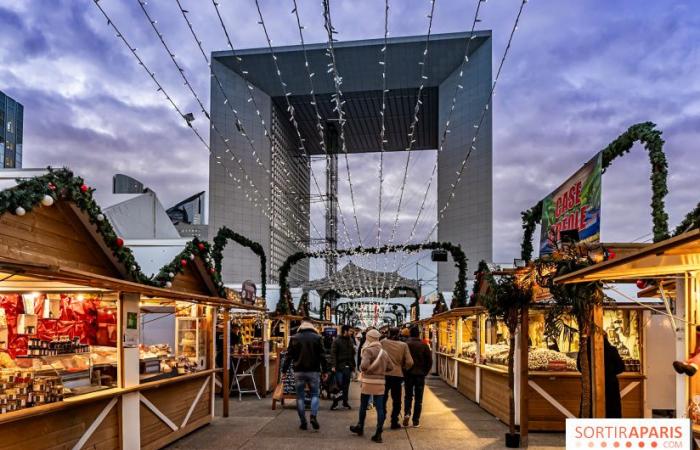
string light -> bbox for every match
[393,0,529,282]
[322,0,364,248]
[135,0,316,245]
[209,0,318,244]
[288,0,361,294]
[91,0,292,237]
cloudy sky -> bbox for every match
[0,0,698,289]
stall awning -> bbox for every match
[429,306,485,322]
[0,257,264,310]
[555,229,700,284]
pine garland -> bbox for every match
[297,292,310,318]
[278,241,469,308]
[0,167,225,296]
[211,226,267,298]
[674,201,700,236]
[151,238,225,297]
[520,122,669,261]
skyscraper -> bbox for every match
[0,91,23,168]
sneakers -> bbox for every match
[390,422,402,430]
[349,424,364,436]
[342,403,352,410]
[403,415,410,427]
[299,422,308,431]
[367,403,374,410]
[412,422,421,428]
[310,415,320,430]
[371,434,383,443]
[330,400,339,411]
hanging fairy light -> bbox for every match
[392,0,530,281]
[90,0,297,237]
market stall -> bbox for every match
[0,169,259,449]
[429,299,651,431]
[555,229,700,430]
[478,303,649,431]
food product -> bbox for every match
[528,348,577,371]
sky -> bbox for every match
[0,0,698,290]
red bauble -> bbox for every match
[209,267,216,274]
[197,243,206,251]
[48,182,56,191]
[636,279,647,290]
[115,238,124,248]
[180,259,188,267]
[607,249,616,260]
[80,184,89,193]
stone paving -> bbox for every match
[166,377,565,449]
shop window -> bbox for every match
[0,292,119,414]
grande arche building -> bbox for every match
[209,31,493,293]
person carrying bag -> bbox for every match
[349,329,394,443]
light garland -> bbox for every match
[392,0,529,283]
[322,0,364,248]
[91,0,284,237]
[209,0,319,243]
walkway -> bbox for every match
[166,377,565,449]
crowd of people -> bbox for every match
[282,319,433,444]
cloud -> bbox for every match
[0,0,697,286]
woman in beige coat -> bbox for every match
[349,329,394,443]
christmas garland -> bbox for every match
[0,167,225,296]
[211,226,267,298]
[278,241,469,308]
[432,292,448,315]
[275,289,297,315]
[151,237,225,297]
[674,201,700,236]
[520,122,669,261]
[297,292,310,318]
[470,260,491,306]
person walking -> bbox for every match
[381,327,414,429]
[282,318,328,431]
[331,324,356,410]
[403,326,433,427]
[350,329,394,443]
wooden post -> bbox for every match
[520,307,529,447]
[222,309,230,418]
[591,303,606,418]
[119,292,141,450]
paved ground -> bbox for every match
[166,377,565,449]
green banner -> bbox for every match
[539,152,602,254]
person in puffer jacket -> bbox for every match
[349,329,394,443]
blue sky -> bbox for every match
[0,0,698,286]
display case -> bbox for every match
[481,318,512,368]
[437,318,456,355]
[458,315,479,362]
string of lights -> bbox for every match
[322,0,364,248]
[374,0,390,301]
[209,0,318,244]
[386,0,437,249]
[135,0,315,244]
[255,0,356,259]
[91,0,290,238]
[393,0,529,281]
[290,0,361,294]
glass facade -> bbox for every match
[0,91,23,168]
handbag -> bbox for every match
[328,372,341,395]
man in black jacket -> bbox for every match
[403,326,433,427]
[283,318,328,431]
[330,324,355,410]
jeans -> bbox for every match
[335,365,352,404]
[383,375,403,425]
[295,371,320,423]
[358,393,385,434]
[404,374,426,424]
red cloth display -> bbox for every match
[1,293,113,357]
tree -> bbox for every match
[478,269,532,441]
[535,247,603,418]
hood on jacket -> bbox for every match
[366,329,381,343]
